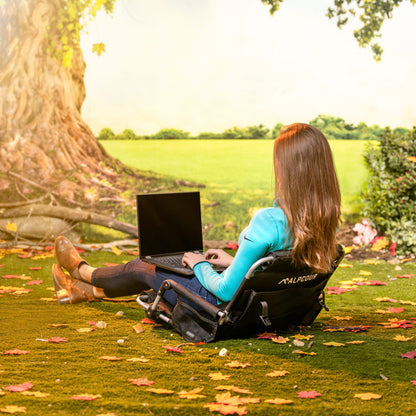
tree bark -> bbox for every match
[0,0,125,207]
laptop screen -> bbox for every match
[136,192,203,257]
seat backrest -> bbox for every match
[218,244,344,337]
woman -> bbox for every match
[52,123,341,307]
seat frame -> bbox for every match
[137,244,344,342]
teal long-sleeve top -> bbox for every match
[193,206,292,302]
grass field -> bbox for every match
[1,249,416,415]
[100,139,371,241]
[101,139,371,223]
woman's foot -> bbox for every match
[54,236,89,282]
[52,264,98,305]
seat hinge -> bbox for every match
[259,301,272,327]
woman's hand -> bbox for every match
[204,249,234,268]
[182,252,206,269]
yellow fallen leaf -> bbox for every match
[292,350,317,356]
[215,392,244,406]
[354,392,382,401]
[146,388,174,395]
[225,361,251,369]
[215,386,252,394]
[323,342,345,347]
[177,387,205,399]
[21,391,50,397]
[346,341,365,345]
[292,334,314,340]
[209,372,231,381]
[111,246,122,256]
[264,398,294,405]
[271,336,289,344]
[265,370,289,377]
[126,357,149,363]
[76,327,95,333]
[364,259,380,265]
[332,316,352,321]
[359,270,373,276]
[0,405,26,413]
[99,356,122,361]
[338,263,353,268]
[394,335,413,342]
[5,222,17,233]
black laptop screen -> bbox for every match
[136,192,203,257]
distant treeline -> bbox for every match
[97,114,411,141]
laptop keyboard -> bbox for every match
[156,255,185,268]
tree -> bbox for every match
[0,0,412,239]
[264,0,415,60]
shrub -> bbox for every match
[152,128,190,140]
[97,127,115,140]
[362,127,416,255]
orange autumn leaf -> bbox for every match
[265,370,289,377]
[204,403,247,415]
[215,392,244,406]
[48,324,68,328]
[240,397,260,404]
[407,156,416,163]
[292,334,314,340]
[146,387,175,395]
[346,340,365,345]
[354,392,382,400]
[3,349,30,355]
[331,316,352,320]
[0,405,26,414]
[264,398,294,405]
[209,372,231,381]
[271,336,289,344]
[129,378,155,387]
[126,357,149,363]
[224,361,251,369]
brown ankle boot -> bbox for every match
[52,264,97,305]
[54,236,89,282]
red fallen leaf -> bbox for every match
[298,390,322,399]
[163,346,184,353]
[48,337,68,343]
[28,267,42,271]
[141,318,155,324]
[87,321,97,326]
[71,394,101,400]
[401,350,416,359]
[396,274,414,279]
[387,307,405,313]
[129,378,155,387]
[126,251,140,256]
[358,280,388,286]
[226,243,238,250]
[3,349,30,355]
[2,275,21,279]
[26,280,42,286]
[44,245,54,251]
[6,382,33,392]
[326,286,356,295]
[75,247,85,253]
[256,332,277,340]
[0,264,3,267]
[411,380,416,385]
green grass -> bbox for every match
[101,139,371,223]
[1,249,416,415]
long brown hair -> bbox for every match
[274,123,341,273]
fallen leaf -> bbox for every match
[48,337,68,343]
[256,332,276,340]
[363,259,380,265]
[374,297,398,303]
[224,361,251,369]
[264,398,294,405]
[111,246,122,256]
[177,387,205,399]
[132,324,144,334]
[48,324,69,328]
[271,336,289,344]
[292,350,317,356]
[146,388,174,395]
[71,394,102,400]
[99,356,122,361]
[3,350,30,355]
[163,346,184,353]
[323,342,345,347]
[332,316,352,320]
[346,341,365,345]
[20,391,49,397]
[215,392,244,405]
[26,280,42,285]
[215,386,252,394]
[0,405,26,414]
[92,42,106,56]
[28,267,42,271]
[204,403,247,415]
[396,274,414,279]
[209,372,231,381]
[387,307,405,313]
[359,270,372,276]
[265,370,289,377]
[6,382,33,392]
[292,334,314,340]
[298,390,322,399]
[129,378,155,387]
[141,318,155,325]
[401,350,416,359]
[394,335,413,342]
[354,392,382,401]
[338,263,353,268]
[5,222,17,233]
[126,357,149,363]
[76,327,95,333]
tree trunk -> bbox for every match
[0,0,124,207]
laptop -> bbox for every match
[136,191,205,276]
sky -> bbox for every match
[80,0,416,135]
